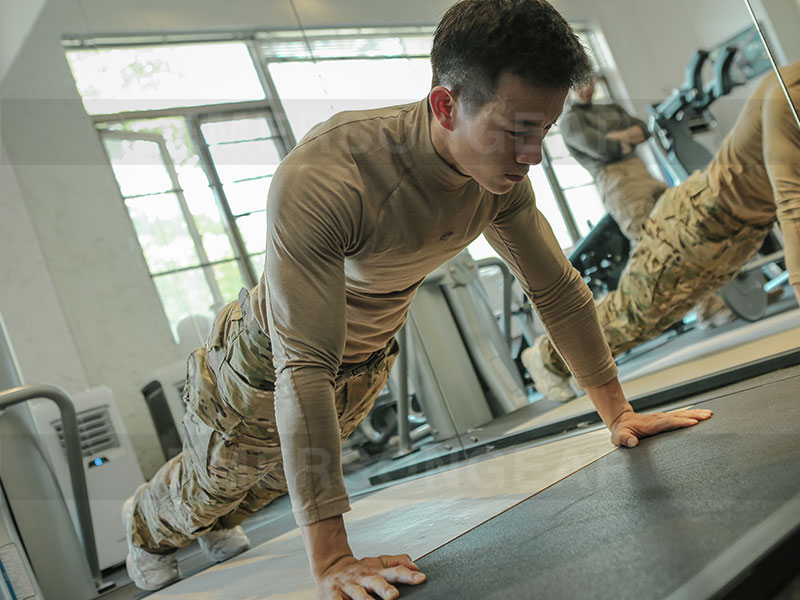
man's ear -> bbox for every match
[430,86,457,132]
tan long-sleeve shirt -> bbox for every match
[708,62,800,285]
[252,99,617,526]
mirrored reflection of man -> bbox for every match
[558,76,733,333]
[559,76,667,244]
[525,63,800,404]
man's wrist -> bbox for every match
[301,515,354,580]
[584,377,633,429]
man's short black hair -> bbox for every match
[431,0,593,111]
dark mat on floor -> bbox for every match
[400,374,800,599]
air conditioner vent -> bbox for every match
[52,405,120,458]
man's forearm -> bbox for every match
[627,124,647,145]
[584,376,633,429]
[301,515,353,580]
[794,284,800,307]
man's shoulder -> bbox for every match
[296,102,419,148]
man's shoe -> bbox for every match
[122,495,179,591]
[521,339,576,403]
[197,526,251,562]
[697,305,735,330]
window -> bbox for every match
[66,41,282,341]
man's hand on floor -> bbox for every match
[609,408,713,448]
[317,554,426,600]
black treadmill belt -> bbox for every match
[400,375,800,599]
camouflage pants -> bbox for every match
[130,289,398,553]
[596,156,668,244]
[544,171,771,378]
[599,159,728,333]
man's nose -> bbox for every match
[516,143,543,166]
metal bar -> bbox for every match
[91,99,275,125]
[738,249,785,273]
[188,117,259,288]
[742,0,800,131]
[246,39,298,151]
[541,146,581,243]
[149,257,241,278]
[155,137,226,308]
[393,326,413,458]
[476,258,513,349]
[0,385,101,588]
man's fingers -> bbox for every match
[359,575,399,600]
[612,428,638,448]
[678,408,713,420]
[342,583,373,600]
[381,554,419,571]
[380,565,427,585]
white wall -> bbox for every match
[0,139,89,391]
[1,0,798,478]
[0,0,47,81]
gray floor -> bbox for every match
[400,368,800,599]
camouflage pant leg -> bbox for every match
[597,172,769,356]
[131,289,399,550]
[542,172,769,375]
[597,157,668,243]
[218,339,398,529]
[131,295,280,552]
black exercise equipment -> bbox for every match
[649,46,741,182]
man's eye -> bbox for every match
[507,130,526,137]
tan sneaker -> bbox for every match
[521,338,576,403]
[197,525,251,562]
[121,495,179,591]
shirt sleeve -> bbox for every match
[560,109,624,162]
[263,163,359,526]
[762,86,800,286]
[483,180,617,388]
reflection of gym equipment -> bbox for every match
[142,361,187,461]
[403,251,529,442]
[649,47,741,183]
[567,213,631,298]
[570,47,788,320]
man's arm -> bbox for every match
[303,516,425,599]
[265,166,425,598]
[560,110,625,162]
[484,182,711,445]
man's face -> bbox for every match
[447,73,568,195]
[577,80,595,104]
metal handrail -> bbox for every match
[0,384,101,588]
[476,257,513,349]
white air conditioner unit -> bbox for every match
[30,386,146,570]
